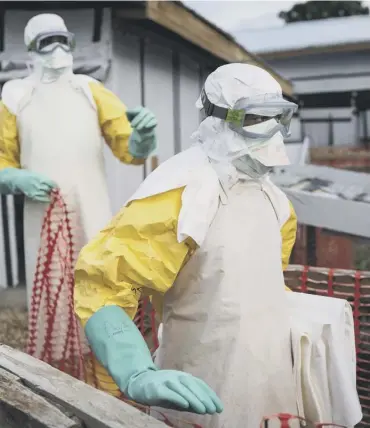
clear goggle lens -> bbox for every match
[28,31,76,54]
[228,99,298,139]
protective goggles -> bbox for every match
[27,31,76,54]
[201,88,298,140]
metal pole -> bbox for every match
[328,114,334,147]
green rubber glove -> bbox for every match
[126,107,157,132]
[0,167,57,202]
[85,305,224,415]
[128,129,157,159]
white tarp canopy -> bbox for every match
[272,164,370,238]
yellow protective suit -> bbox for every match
[0,81,143,170]
[74,186,297,396]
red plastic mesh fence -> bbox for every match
[26,189,86,380]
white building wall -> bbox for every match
[179,55,201,151]
[144,41,175,163]
[103,29,144,216]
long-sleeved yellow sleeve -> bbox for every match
[88,82,144,166]
[74,186,193,327]
[0,101,20,170]
[281,202,297,291]
[74,186,193,396]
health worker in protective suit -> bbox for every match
[74,63,299,427]
[0,14,157,304]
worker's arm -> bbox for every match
[74,186,195,327]
[281,202,297,291]
[89,81,145,166]
[74,186,222,414]
[0,101,21,170]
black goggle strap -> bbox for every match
[201,89,276,127]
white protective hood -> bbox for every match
[193,63,292,173]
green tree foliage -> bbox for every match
[279,1,369,24]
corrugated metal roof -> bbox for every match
[234,15,370,54]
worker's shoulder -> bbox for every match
[1,77,34,115]
[126,147,217,206]
[74,74,100,86]
[264,176,293,225]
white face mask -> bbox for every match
[37,46,73,69]
[232,155,273,178]
[29,46,73,82]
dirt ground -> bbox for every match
[0,308,28,351]
[0,287,27,350]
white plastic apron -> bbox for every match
[16,75,112,305]
[154,179,298,428]
[288,292,362,426]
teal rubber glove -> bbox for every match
[126,107,157,132]
[0,167,57,202]
[85,305,223,415]
[128,129,157,159]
